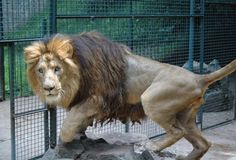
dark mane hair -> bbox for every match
[69,32,146,124]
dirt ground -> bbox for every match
[0,100,236,160]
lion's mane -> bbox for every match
[25,32,146,124]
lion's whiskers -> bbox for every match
[59,89,65,97]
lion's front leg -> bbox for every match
[60,111,93,142]
[60,99,99,143]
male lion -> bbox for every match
[24,31,236,160]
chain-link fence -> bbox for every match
[0,0,235,159]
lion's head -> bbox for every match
[24,34,80,107]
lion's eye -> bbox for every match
[54,66,61,73]
[38,68,44,74]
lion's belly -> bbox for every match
[126,93,141,104]
[95,102,146,124]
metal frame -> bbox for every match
[0,0,4,101]
[9,43,16,160]
[0,0,234,159]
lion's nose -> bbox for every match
[43,85,55,92]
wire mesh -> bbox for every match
[57,0,190,16]
[15,112,47,160]
[0,0,234,160]
[201,1,236,128]
[0,0,50,40]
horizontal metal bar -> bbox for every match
[206,2,236,5]
[29,154,44,160]
[13,108,47,118]
[0,37,45,44]
[202,120,234,130]
[57,14,201,19]
[150,132,166,139]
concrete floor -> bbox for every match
[1,100,236,160]
[0,100,11,160]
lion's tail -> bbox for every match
[200,59,236,87]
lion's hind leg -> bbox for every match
[144,113,185,152]
[177,101,211,160]
[141,79,204,152]
[141,86,186,151]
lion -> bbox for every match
[24,31,236,160]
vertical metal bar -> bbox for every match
[0,0,4,101]
[42,19,50,151]
[234,88,236,120]
[0,45,4,101]
[42,18,48,37]
[44,105,49,151]
[50,0,57,34]
[19,49,23,97]
[199,0,205,130]
[9,43,16,160]
[49,0,57,148]
[0,0,3,38]
[49,107,57,149]
[199,0,205,74]
[188,0,195,71]
[125,0,134,133]
[128,0,134,50]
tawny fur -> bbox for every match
[24,31,236,160]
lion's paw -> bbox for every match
[175,155,187,160]
[144,141,161,152]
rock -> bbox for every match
[182,60,208,74]
[86,132,149,145]
[40,133,176,160]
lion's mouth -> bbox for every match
[47,93,58,97]
[45,90,59,97]
[45,93,60,105]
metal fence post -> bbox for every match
[234,88,236,120]
[41,19,50,151]
[0,45,4,101]
[49,0,57,148]
[50,0,57,35]
[188,0,195,71]
[0,0,4,101]
[42,18,48,37]
[9,43,16,160]
[49,107,57,148]
[44,107,49,151]
[128,0,134,51]
[124,0,134,133]
[200,0,205,74]
[199,0,205,130]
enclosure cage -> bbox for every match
[0,0,235,159]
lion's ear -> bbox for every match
[24,42,45,64]
[57,40,73,59]
[47,34,73,60]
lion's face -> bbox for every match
[24,34,80,107]
[35,54,64,104]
